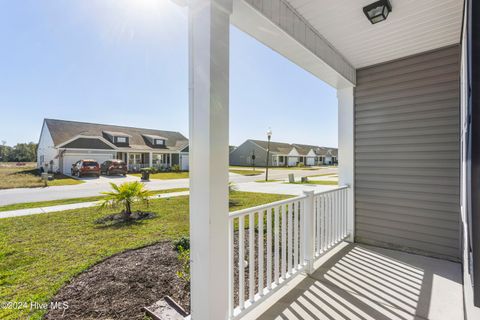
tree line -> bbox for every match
[0,141,37,162]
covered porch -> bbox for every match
[185,0,478,320]
[116,151,174,172]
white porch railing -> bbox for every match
[228,185,350,319]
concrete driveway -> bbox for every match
[75,174,139,184]
[0,167,337,206]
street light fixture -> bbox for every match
[265,128,272,181]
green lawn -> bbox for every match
[307,173,338,178]
[229,165,318,171]
[0,191,291,320]
[255,179,282,183]
[0,188,190,212]
[229,169,264,176]
[129,172,189,180]
[287,180,339,186]
[0,164,83,189]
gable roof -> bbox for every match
[249,139,294,154]
[292,143,338,156]
[44,119,188,152]
[249,139,338,156]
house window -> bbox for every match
[129,153,142,164]
[117,136,127,143]
[155,139,165,145]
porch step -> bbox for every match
[143,296,189,320]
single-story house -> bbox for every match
[37,119,189,174]
[229,139,337,167]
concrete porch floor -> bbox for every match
[243,242,463,320]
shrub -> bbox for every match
[176,246,191,283]
[171,164,181,173]
[173,236,190,251]
[297,162,305,167]
[141,167,157,174]
[99,181,150,220]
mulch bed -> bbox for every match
[45,228,290,319]
[94,211,156,225]
[45,242,190,320]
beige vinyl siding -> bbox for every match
[354,45,461,261]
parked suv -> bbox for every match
[71,160,100,178]
[100,160,127,176]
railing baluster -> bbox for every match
[299,200,304,266]
[249,212,255,302]
[281,204,287,279]
[294,201,299,269]
[287,202,293,275]
[341,188,345,237]
[274,206,280,284]
[239,216,245,309]
[229,218,234,318]
[258,210,264,296]
[344,188,348,237]
[266,208,272,290]
[328,193,332,247]
[316,196,320,254]
[334,191,338,242]
[312,195,317,255]
[330,193,335,247]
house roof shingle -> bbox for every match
[249,140,294,154]
[45,119,188,152]
[250,140,337,156]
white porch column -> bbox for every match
[189,0,232,319]
[149,152,153,167]
[337,87,355,242]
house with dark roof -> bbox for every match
[229,139,337,167]
[37,119,189,174]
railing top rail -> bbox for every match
[229,195,307,219]
[229,185,349,219]
[313,185,349,196]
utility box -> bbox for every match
[288,173,295,183]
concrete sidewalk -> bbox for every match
[0,191,190,219]
[0,181,337,219]
[235,181,336,195]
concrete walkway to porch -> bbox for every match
[244,242,463,320]
[0,190,190,219]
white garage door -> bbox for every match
[62,153,115,175]
[306,157,315,166]
[180,154,189,171]
[288,157,298,166]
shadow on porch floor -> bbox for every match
[244,243,463,320]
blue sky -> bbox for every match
[0,0,338,147]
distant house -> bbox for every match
[37,119,189,174]
[229,139,337,167]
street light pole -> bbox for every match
[265,128,272,181]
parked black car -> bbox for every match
[100,160,127,176]
[71,160,100,178]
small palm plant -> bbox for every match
[100,181,150,220]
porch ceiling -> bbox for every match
[285,0,463,68]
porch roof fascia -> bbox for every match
[231,0,356,89]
